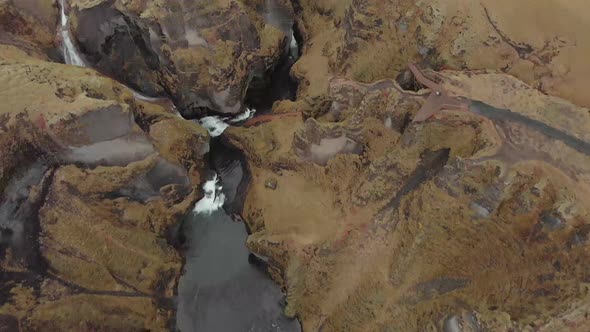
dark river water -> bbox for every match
[176,209,300,332]
[175,114,300,332]
[56,0,301,328]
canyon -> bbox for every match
[1,0,590,331]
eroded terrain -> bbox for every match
[1,0,590,331]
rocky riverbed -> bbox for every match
[1,0,590,331]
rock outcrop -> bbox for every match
[66,0,295,117]
[0,0,59,59]
[0,48,208,330]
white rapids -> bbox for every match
[57,1,259,215]
[198,107,256,137]
[289,30,299,59]
[193,174,226,215]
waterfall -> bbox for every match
[58,1,185,118]
[289,30,299,60]
[58,0,85,67]
[56,0,255,215]
[192,174,226,215]
[49,1,302,327]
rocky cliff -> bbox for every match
[2,0,590,331]
[0,44,208,330]
[68,0,294,117]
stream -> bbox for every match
[57,1,301,331]
[470,100,590,156]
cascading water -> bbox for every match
[192,174,226,215]
[289,31,299,60]
[178,15,302,328]
[56,1,299,329]
[58,0,85,67]
[58,0,186,117]
[198,107,256,138]
[178,138,301,332]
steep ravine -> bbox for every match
[57,0,302,330]
[174,56,302,329]
[5,0,590,330]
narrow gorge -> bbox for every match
[2,0,590,331]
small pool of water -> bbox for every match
[176,209,300,331]
[176,137,300,331]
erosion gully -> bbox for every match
[53,0,302,330]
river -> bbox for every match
[57,0,301,330]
